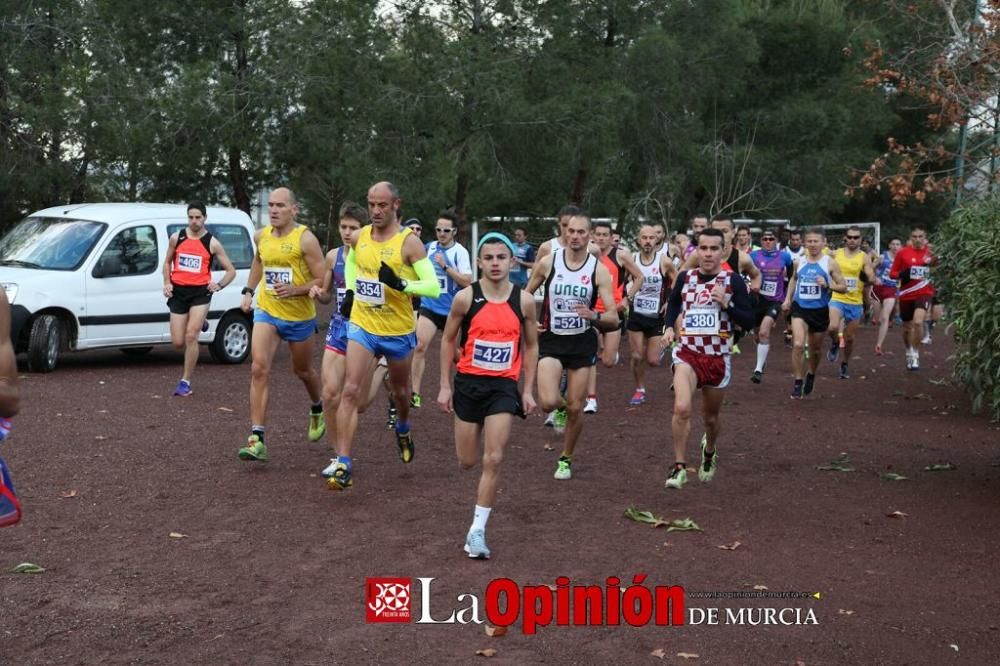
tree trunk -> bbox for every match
[569,168,587,205]
[228,1,251,214]
[229,146,251,214]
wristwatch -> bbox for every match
[241,286,255,296]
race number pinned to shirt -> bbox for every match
[552,313,587,334]
[472,339,514,371]
[264,266,293,293]
[798,281,822,300]
[634,296,660,316]
[177,253,202,273]
[336,287,347,308]
[845,277,858,292]
[683,305,720,335]
[438,275,447,292]
[355,278,385,305]
[910,265,929,279]
[760,280,778,298]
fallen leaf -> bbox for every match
[881,472,909,481]
[475,648,497,657]
[624,506,660,525]
[929,378,948,386]
[886,511,908,519]
[11,562,45,574]
[217,406,234,412]
[169,532,188,539]
[908,393,933,401]
[949,644,959,652]
[924,463,957,472]
[94,435,107,440]
[677,652,700,659]
[60,490,77,499]
[98,409,108,414]
[650,648,666,659]
[543,444,554,451]
[717,541,742,550]
[485,625,507,637]
[817,452,855,472]
[666,518,703,532]
[753,584,768,591]
[838,609,855,615]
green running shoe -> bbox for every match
[665,465,687,489]
[552,407,567,434]
[308,411,326,442]
[410,392,422,408]
[698,435,717,482]
[554,455,572,480]
[238,434,269,461]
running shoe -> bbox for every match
[630,390,646,406]
[326,461,353,490]
[750,370,762,384]
[790,382,803,399]
[905,351,914,370]
[386,399,397,430]
[238,434,268,461]
[173,379,192,397]
[552,408,567,434]
[874,345,882,356]
[827,339,839,362]
[921,334,932,345]
[839,363,849,380]
[544,412,555,428]
[803,372,816,396]
[732,343,741,355]
[201,319,209,333]
[664,465,688,489]
[554,455,572,480]
[464,528,491,559]
[396,430,415,463]
[909,352,920,371]
[698,435,717,482]
[308,411,325,441]
[410,392,422,408]
[583,398,598,414]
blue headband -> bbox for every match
[477,231,515,254]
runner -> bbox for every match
[161,201,237,396]
[0,288,20,528]
[661,227,754,490]
[309,202,388,478]
[410,211,473,409]
[324,181,441,490]
[237,187,327,461]
[684,214,709,259]
[510,226,536,289]
[735,224,757,254]
[785,229,805,259]
[826,225,875,379]
[628,224,676,404]
[781,228,848,398]
[748,229,794,383]
[890,226,936,370]
[437,232,539,559]
[525,212,619,480]
[871,237,902,355]
[585,220,644,413]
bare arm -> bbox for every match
[828,262,847,293]
[525,254,553,295]
[240,229,264,313]
[520,290,538,415]
[309,249,337,304]
[437,287,472,414]
[574,262,619,332]
[782,260,798,312]
[161,233,179,298]
[0,290,21,418]
[535,239,553,264]
[740,250,762,292]
[208,237,237,292]
[619,249,644,301]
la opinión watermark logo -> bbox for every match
[366,577,412,623]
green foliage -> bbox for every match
[934,198,1000,421]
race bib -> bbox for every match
[845,277,858,292]
[910,265,929,279]
[472,340,514,371]
[552,314,586,334]
[438,275,447,293]
[634,296,659,316]
[798,282,821,300]
[760,280,778,297]
[683,306,720,335]
[264,266,293,293]
[336,287,347,308]
[177,253,202,273]
[355,278,385,305]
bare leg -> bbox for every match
[182,304,210,381]
[561,366,590,457]
[410,315,438,398]
[670,363,698,463]
[249,323,281,426]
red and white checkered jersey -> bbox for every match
[678,269,733,356]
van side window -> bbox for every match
[95,225,158,277]
[167,223,254,270]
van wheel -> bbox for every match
[121,346,154,357]
[27,315,62,373]
[209,312,251,364]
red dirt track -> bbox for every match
[2,318,998,664]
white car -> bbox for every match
[0,202,256,372]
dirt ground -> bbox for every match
[1,315,998,665]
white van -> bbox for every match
[0,203,256,372]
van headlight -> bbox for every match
[2,283,17,303]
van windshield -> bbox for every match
[0,217,106,271]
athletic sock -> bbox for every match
[395,420,411,435]
[703,449,715,459]
[338,455,353,472]
[587,394,597,400]
[251,426,265,442]
[470,505,491,534]
[755,342,769,373]
[559,372,568,395]
[310,401,323,415]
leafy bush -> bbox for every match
[933,198,1000,421]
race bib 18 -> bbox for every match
[472,339,514,371]
[798,282,821,300]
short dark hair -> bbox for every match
[711,213,733,229]
[593,220,613,233]
[437,210,459,228]
[338,201,368,224]
[691,213,709,222]
[804,226,825,238]
[736,224,751,234]
[514,226,527,235]
[789,229,802,238]
[187,201,207,217]
[557,204,583,220]
[698,228,725,244]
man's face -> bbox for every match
[844,229,862,251]
[788,233,802,250]
[339,218,362,246]
[435,218,456,245]
[514,229,526,243]
[712,220,734,246]
[566,216,590,250]
[691,217,708,234]
[804,233,824,256]
[367,184,398,228]
[478,243,512,281]
[759,233,777,251]
[187,209,206,233]
[592,226,612,250]
[889,239,902,253]
[910,229,927,249]
[557,215,571,240]
[268,188,297,228]
[639,226,657,253]
[654,226,665,244]
[697,234,723,271]
[612,232,621,246]
[736,228,751,245]
[674,233,689,250]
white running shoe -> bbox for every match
[464,529,491,559]
[544,411,554,427]
[921,334,932,345]
[583,398,598,414]
[910,351,920,370]
[321,458,340,478]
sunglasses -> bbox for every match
[761,237,776,241]
[435,228,455,233]
[410,227,422,233]
[845,235,861,240]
